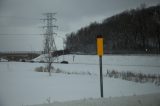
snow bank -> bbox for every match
[30,93,160,106]
[0,58,8,62]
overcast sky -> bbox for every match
[0,0,159,51]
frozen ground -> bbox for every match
[0,54,160,106]
[45,54,160,75]
[31,93,160,106]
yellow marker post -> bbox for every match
[97,35,104,98]
[97,36,104,56]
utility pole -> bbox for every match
[41,13,58,76]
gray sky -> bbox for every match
[0,0,159,51]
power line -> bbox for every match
[0,16,40,20]
[0,34,41,35]
[0,34,43,38]
[0,33,64,38]
[0,34,43,39]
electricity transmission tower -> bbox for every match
[42,13,58,53]
[42,13,58,76]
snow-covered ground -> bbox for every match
[52,54,160,75]
[0,54,160,106]
[31,93,160,106]
[0,58,8,62]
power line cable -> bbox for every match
[0,16,40,20]
[0,34,41,35]
[0,34,43,39]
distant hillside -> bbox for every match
[65,5,160,54]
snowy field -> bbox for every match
[54,54,160,75]
[31,93,160,106]
[0,54,160,106]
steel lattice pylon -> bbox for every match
[41,13,58,76]
[42,13,58,54]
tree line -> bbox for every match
[65,5,160,54]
